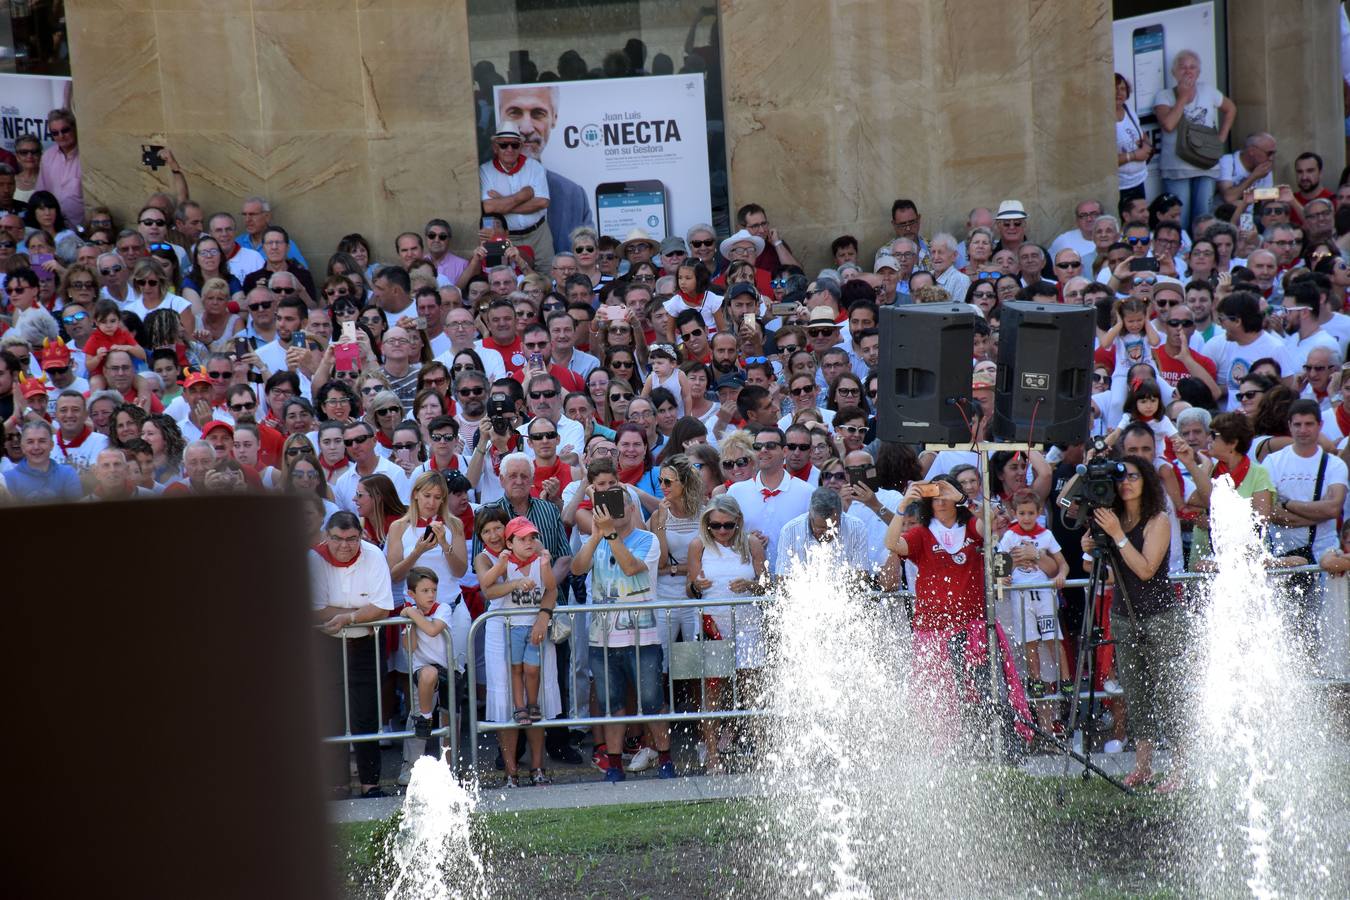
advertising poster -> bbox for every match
[1111,2,1219,197]
[0,73,72,153]
[492,74,712,244]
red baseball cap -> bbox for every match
[503,516,539,541]
[200,420,234,438]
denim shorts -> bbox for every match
[589,643,665,716]
[509,624,542,667]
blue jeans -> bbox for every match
[1162,175,1217,233]
[589,643,665,717]
[509,624,541,667]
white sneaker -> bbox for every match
[1103,739,1124,754]
[628,746,659,772]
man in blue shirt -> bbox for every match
[237,196,308,269]
[4,420,82,502]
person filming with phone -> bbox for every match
[884,475,1039,749]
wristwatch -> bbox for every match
[603,532,618,541]
[1115,537,1128,549]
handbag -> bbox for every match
[1175,114,1223,170]
[548,609,572,643]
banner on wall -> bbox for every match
[0,74,73,153]
[1111,2,1219,197]
[492,73,712,244]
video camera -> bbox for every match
[1056,437,1125,528]
[488,395,514,436]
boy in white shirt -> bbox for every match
[402,567,458,740]
[995,491,1069,732]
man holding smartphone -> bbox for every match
[479,125,552,273]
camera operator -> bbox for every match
[466,384,524,505]
[1077,455,1182,792]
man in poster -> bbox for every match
[497,86,596,254]
[479,125,553,273]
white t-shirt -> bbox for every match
[1152,83,1225,179]
[1284,330,1339,376]
[1049,229,1095,260]
[226,246,265,282]
[662,292,724,334]
[727,472,813,574]
[332,456,411,513]
[123,292,192,324]
[307,541,397,639]
[1218,152,1273,193]
[996,526,1062,585]
[405,601,458,672]
[49,429,108,472]
[478,157,550,232]
[1263,446,1348,559]
[1115,108,1148,190]
[1201,331,1291,411]
[1318,312,1350,357]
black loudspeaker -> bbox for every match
[994,301,1094,443]
[876,303,980,444]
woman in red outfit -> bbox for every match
[885,474,1040,749]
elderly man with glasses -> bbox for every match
[479,125,552,273]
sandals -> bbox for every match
[1123,769,1154,789]
[512,706,531,726]
[527,703,543,723]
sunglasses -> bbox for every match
[272,287,296,295]
[1092,373,1110,384]
[777,344,800,355]
[229,402,257,412]
[429,433,458,443]
[610,360,634,369]
[609,391,635,402]
[1055,261,1082,269]
[1164,318,1195,328]
[681,327,705,339]
[50,127,72,137]
[61,311,89,324]
[784,442,812,452]
[807,328,836,337]
[343,435,372,446]
[495,140,521,149]
[376,406,401,416]
[1236,390,1264,402]
[725,457,752,469]
[426,231,450,240]
[528,389,559,400]
[1132,276,1157,286]
[836,424,866,434]
[133,278,161,287]
[751,441,781,451]
[139,218,167,227]
[1126,236,1151,246]
[284,447,309,457]
[457,387,485,397]
[707,520,738,531]
[529,430,559,441]
[821,470,848,482]
[391,442,420,451]
[790,386,815,396]
[248,301,274,311]
[68,280,96,290]
[360,385,382,396]
[689,239,716,249]
[1115,471,1143,483]
[573,245,595,254]
[208,370,232,379]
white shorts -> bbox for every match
[1001,588,1062,644]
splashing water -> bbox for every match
[1189,479,1347,897]
[383,754,487,900]
[753,538,1027,897]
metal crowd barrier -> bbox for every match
[453,566,1347,778]
[322,616,458,769]
[465,597,768,773]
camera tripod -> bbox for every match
[1055,529,1134,799]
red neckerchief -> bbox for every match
[1312,385,1329,402]
[789,461,812,482]
[57,426,92,455]
[492,155,526,175]
[676,291,705,310]
[430,453,460,471]
[453,505,475,538]
[262,414,282,431]
[374,430,393,450]
[761,487,782,500]
[319,455,349,480]
[363,513,399,546]
[1009,522,1047,538]
[316,542,360,568]
[533,455,568,483]
[415,517,439,528]
[1212,455,1251,490]
[506,551,538,569]
[1336,402,1350,438]
[618,462,646,485]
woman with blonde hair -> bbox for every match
[715,430,756,496]
[569,225,606,288]
[195,277,245,349]
[649,453,709,679]
[685,494,768,771]
[126,257,194,336]
[386,470,468,596]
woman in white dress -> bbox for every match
[472,506,562,787]
[685,494,767,771]
[649,454,708,671]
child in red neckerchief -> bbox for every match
[996,491,1070,734]
[400,567,456,740]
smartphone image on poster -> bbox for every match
[1131,24,1165,125]
[595,181,668,242]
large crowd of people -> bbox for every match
[3,61,1350,797]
